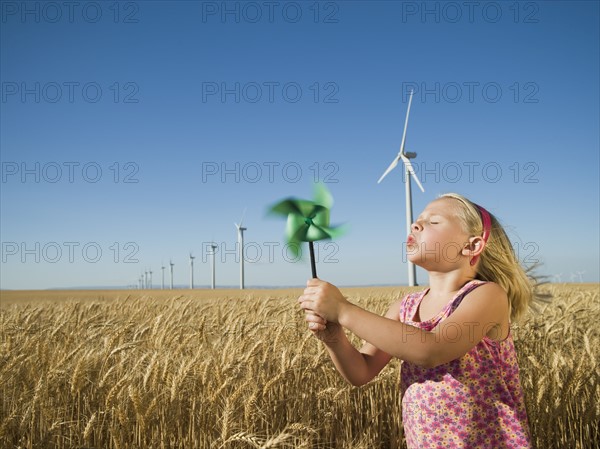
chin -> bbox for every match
[406,254,425,267]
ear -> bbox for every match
[462,236,486,263]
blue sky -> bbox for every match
[1,1,598,290]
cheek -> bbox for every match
[440,243,464,263]
[425,229,466,261]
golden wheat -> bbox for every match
[0,284,598,448]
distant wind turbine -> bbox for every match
[377,89,425,287]
[149,269,153,289]
[161,263,165,290]
[189,253,195,289]
[235,208,247,290]
[169,260,174,290]
[576,270,585,282]
[144,270,149,289]
[210,243,218,289]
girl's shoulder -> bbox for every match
[462,280,506,298]
[452,280,509,316]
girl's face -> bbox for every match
[407,198,471,270]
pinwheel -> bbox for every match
[269,184,345,278]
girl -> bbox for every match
[298,193,533,449]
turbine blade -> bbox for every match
[377,157,399,184]
[239,207,247,227]
[400,154,425,193]
[378,94,414,184]
[399,90,414,156]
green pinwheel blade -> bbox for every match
[295,199,321,218]
[270,198,320,219]
[286,214,308,241]
[290,223,311,243]
[269,199,303,217]
[313,183,333,209]
[287,240,302,258]
[321,224,347,239]
[305,224,333,242]
[311,207,330,228]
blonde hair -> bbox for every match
[439,193,536,321]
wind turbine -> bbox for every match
[169,260,174,290]
[144,270,149,289]
[576,270,585,282]
[235,209,247,290]
[210,243,218,289]
[161,263,165,290]
[189,253,195,289]
[377,89,425,287]
[149,269,153,289]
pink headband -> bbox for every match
[470,204,492,266]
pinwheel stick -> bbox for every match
[309,241,317,278]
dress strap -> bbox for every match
[400,288,429,322]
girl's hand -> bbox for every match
[298,278,350,323]
[305,310,327,332]
[304,310,344,344]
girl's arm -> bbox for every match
[299,279,509,369]
[305,301,401,386]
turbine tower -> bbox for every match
[377,89,425,287]
[189,253,195,289]
[169,260,174,290]
[235,209,247,290]
[149,269,153,289]
[161,264,165,290]
[144,270,149,289]
[210,243,218,289]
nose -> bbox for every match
[411,221,422,232]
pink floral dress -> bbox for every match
[399,280,531,449]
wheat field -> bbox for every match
[0,284,598,449]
